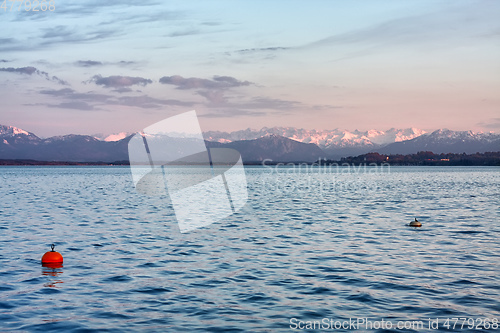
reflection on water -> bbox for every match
[42,264,63,288]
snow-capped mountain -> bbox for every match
[206,135,325,162]
[1,124,498,162]
[421,129,499,144]
[367,128,427,145]
[93,132,131,142]
[0,125,130,162]
[0,125,41,144]
[204,127,426,149]
[378,129,500,155]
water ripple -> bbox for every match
[0,166,499,332]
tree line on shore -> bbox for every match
[0,151,499,166]
[323,151,500,166]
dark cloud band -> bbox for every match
[75,60,103,67]
[159,75,252,90]
[0,66,68,85]
[88,75,153,88]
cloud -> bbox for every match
[53,0,162,16]
[0,66,68,85]
[159,75,255,110]
[159,75,252,90]
[304,3,500,55]
[88,75,153,88]
[117,61,139,67]
[197,91,301,111]
[116,95,194,109]
[75,60,139,68]
[233,97,301,110]
[39,88,192,110]
[41,25,119,46]
[49,101,96,111]
[0,38,26,53]
[236,47,289,53]
[13,1,183,29]
[0,25,120,52]
[160,74,330,117]
[0,22,121,52]
[199,109,267,118]
[477,118,500,130]
[40,88,110,102]
[0,38,17,50]
[167,29,201,38]
[98,10,186,26]
[39,88,110,111]
[197,90,227,106]
[198,89,340,119]
[112,87,134,94]
[199,97,341,118]
[159,74,338,119]
[42,25,75,39]
[0,59,9,63]
[75,60,103,67]
[37,75,328,116]
[0,66,37,75]
[223,47,290,62]
[40,88,75,96]
[304,16,441,54]
[213,96,302,111]
[202,22,222,26]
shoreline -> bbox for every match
[0,160,498,167]
[1,151,499,167]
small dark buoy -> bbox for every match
[41,244,63,265]
[409,218,422,227]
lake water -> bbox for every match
[0,166,499,332]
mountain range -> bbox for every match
[0,125,127,162]
[205,127,426,147]
[1,124,498,163]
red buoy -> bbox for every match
[41,244,63,265]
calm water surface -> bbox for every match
[0,166,499,332]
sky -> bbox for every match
[0,0,499,137]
